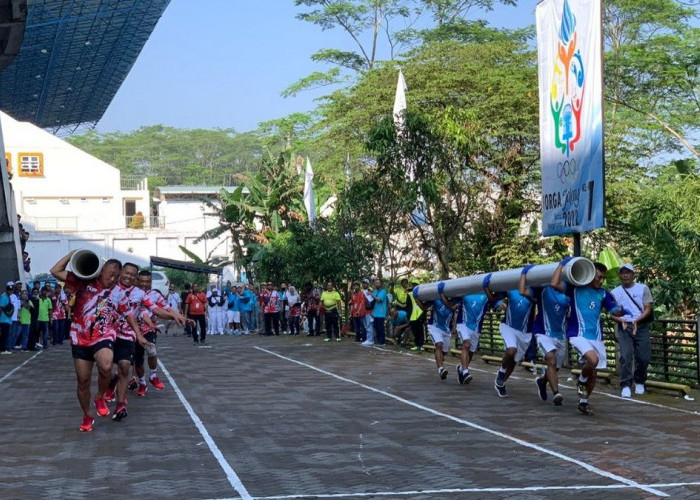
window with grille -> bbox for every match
[18,152,43,177]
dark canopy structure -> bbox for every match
[0,0,171,133]
[150,256,224,276]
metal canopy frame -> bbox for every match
[0,0,170,131]
[150,256,224,276]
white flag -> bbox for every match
[393,69,407,131]
[303,156,316,227]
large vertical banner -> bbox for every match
[536,0,604,236]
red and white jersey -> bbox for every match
[65,272,115,347]
[139,289,169,335]
[110,283,158,341]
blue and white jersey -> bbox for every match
[428,299,454,333]
[566,285,621,341]
[503,289,535,333]
[460,293,491,332]
[533,286,570,339]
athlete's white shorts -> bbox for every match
[428,325,452,353]
[569,336,607,369]
[456,324,480,352]
[227,311,241,323]
[499,323,533,362]
[536,334,567,369]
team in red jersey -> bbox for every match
[51,252,188,432]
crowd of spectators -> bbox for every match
[163,277,426,347]
[0,279,70,354]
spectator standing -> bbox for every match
[262,282,281,335]
[7,282,22,350]
[50,284,68,345]
[239,284,256,334]
[165,285,181,334]
[278,283,289,334]
[27,283,40,350]
[286,285,301,335]
[0,282,14,354]
[37,288,52,349]
[321,281,342,342]
[185,284,207,345]
[350,281,368,342]
[360,279,375,346]
[180,283,192,337]
[407,280,425,351]
[611,263,654,398]
[303,285,321,336]
[18,290,33,351]
[372,279,388,345]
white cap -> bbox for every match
[619,263,635,272]
[6,281,14,288]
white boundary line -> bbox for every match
[0,351,42,384]
[373,345,700,417]
[256,346,668,498]
[206,480,700,500]
[158,359,252,500]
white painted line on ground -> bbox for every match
[372,344,700,417]
[0,351,42,384]
[256,346,668,498]
[158,360,251,500]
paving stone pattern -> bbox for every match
[1,332,699,499]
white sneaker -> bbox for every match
[361,341,374,346]
[621,386,632,398]
[635,383,645,395]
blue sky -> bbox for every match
[95,0,535,135]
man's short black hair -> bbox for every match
[594,262,608,273]
[104,258,122,270]
[122,262,139,272]
[138,270,151,277]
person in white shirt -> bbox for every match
[610,263,654,398]
[164,286,182,335]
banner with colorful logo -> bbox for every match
[536,0,604,236]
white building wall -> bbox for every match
[0,112,232,278]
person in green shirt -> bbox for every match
[37,288,53,349]
[18,290,33,351]
[321,281,342,342]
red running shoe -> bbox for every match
[104,387,116,402]
[79,416,95,432]
[94,397,110,417]
[137,383,147,397]
[149,376,165,390]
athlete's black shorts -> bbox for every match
[113,338,135,364]
[134,332,157,367]
[71,339,114,362]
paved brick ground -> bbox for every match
[1,332,699,499]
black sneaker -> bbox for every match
[128,378,138,391]
[457,365,465,384]
[577,402,594,416]
[112,406,128,422]
[576,380,589,399]
[439,367,448,380]
[495,371,506,388]
[494,383,507,398]
[536,376,548,401]
[552,392,563,406]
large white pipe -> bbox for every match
[413,257,596,301]
[69,249,104,280]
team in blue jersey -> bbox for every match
[551,258,627,416]
[486,272,537,398]
[414,282,459,380]
[456,282,499,385]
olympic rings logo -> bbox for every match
[557,159,578,183]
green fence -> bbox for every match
[476,312,700,387]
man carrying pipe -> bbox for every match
[518,265,570,406]
[455,282,500,385]
[413,283,459,380]
[551,258,628,416]
[50,251,122,432]
[490,275,537,398]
